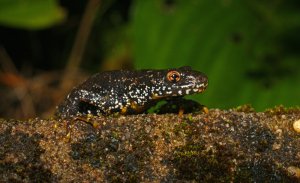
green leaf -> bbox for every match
[131,0,300,110]
[0,0,65,30]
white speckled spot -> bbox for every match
[185,89,191,94]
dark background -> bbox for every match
[0,0,299,119]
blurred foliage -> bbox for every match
[132,0,300,110]
[0,0,65,29]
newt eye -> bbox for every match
[167,70,181,83]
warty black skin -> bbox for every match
[56,66,208,118]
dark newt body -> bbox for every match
[56,66,208,118]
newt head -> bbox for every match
[151,66,208,98]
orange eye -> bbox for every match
[167,70,181,83]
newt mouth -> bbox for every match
[196,82,208,93]
[198,88,205,93]
[198,85,208,93]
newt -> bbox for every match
[55,66,208,118]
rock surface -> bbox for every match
[0,106,299,182]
